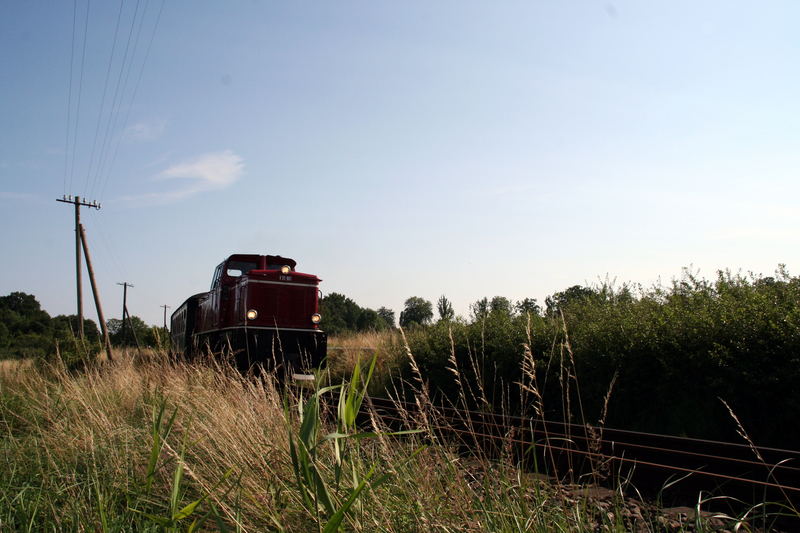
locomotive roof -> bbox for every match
[225,253,297,269]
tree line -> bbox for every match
[0,292,164,362]
[320,292,548,335]
[0,289,549,355]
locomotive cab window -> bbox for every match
[226,260,258,278]
[211,264,223,289]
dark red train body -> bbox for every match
[171,254,326,374]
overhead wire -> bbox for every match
[63,0,78,196]
[83,0,125,195]
[88,0,142,200]
[92,0,150,200]
[68,0,91,195]
[82,215,130,317]
[56,0,163,202]
[94,218,130,284]
[99,0,165,203]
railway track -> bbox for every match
[349,394,800,516]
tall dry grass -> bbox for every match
[0,357,33,382]
[0,341,775,532]
[326,330,404,393]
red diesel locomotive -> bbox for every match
[171,253,326,374]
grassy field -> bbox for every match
[0,344,789,532]
[0,357,33,379]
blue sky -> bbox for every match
[2,1,799,326]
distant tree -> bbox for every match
[436,295,455,321]
[0,292,44,316]
[0,291,50,335]
[0,322,8,349]
[0,292,106,361]
[515,298,541,317]
[356,308,386,331]
[320,292,362,336]
[52,315,99,343]
[470,297,489,322]
[106,318,124,337]
[108,315,157,347]
[377,307,396,328]
[399,297,433,328]
[0,291,53,358]
[489,296,512,316]
[545,285,596,314]
[320,292,394,335]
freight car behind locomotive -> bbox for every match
[171,253,326,375]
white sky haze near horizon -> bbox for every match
[1,1,799,326]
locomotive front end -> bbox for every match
[234,262,327,373]
[173,253,327,377]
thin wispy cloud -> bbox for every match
[123,118,167,142]
[157,150,243,188]
[120,150,244,206]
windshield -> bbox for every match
[226,260,258,277]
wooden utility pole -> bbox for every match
[117,282,141,349]
[125,307,141,349]
[78,223,113,361]
[161,305,170,329]
[56,195,100,339]
[117,282,133,343]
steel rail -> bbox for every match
[366,409,800,495]
[370,395,800,458]
[367,396,800,475]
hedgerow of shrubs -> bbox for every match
[391,267,800,449]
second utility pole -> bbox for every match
[161,304,170,329]
[117,282,133,344]
[79,224,113,360]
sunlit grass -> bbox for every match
[326,330,402,393]
[0,357,33,382]
[0,342,790,531]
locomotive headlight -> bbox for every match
[280,265,291,274]
[246,309,258,320]
[311,313,321,324]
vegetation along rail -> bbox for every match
[335,393,800,517]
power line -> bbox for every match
[68,0,91,195]
[90,0,142,199]
[63,0,78,197]
[94,220,129,282]
[99,0,165,202]
[83,0,125,195]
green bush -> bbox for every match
[387,268,800,449]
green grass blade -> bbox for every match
[321,467,374,533]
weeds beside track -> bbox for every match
[0,348,796,531]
